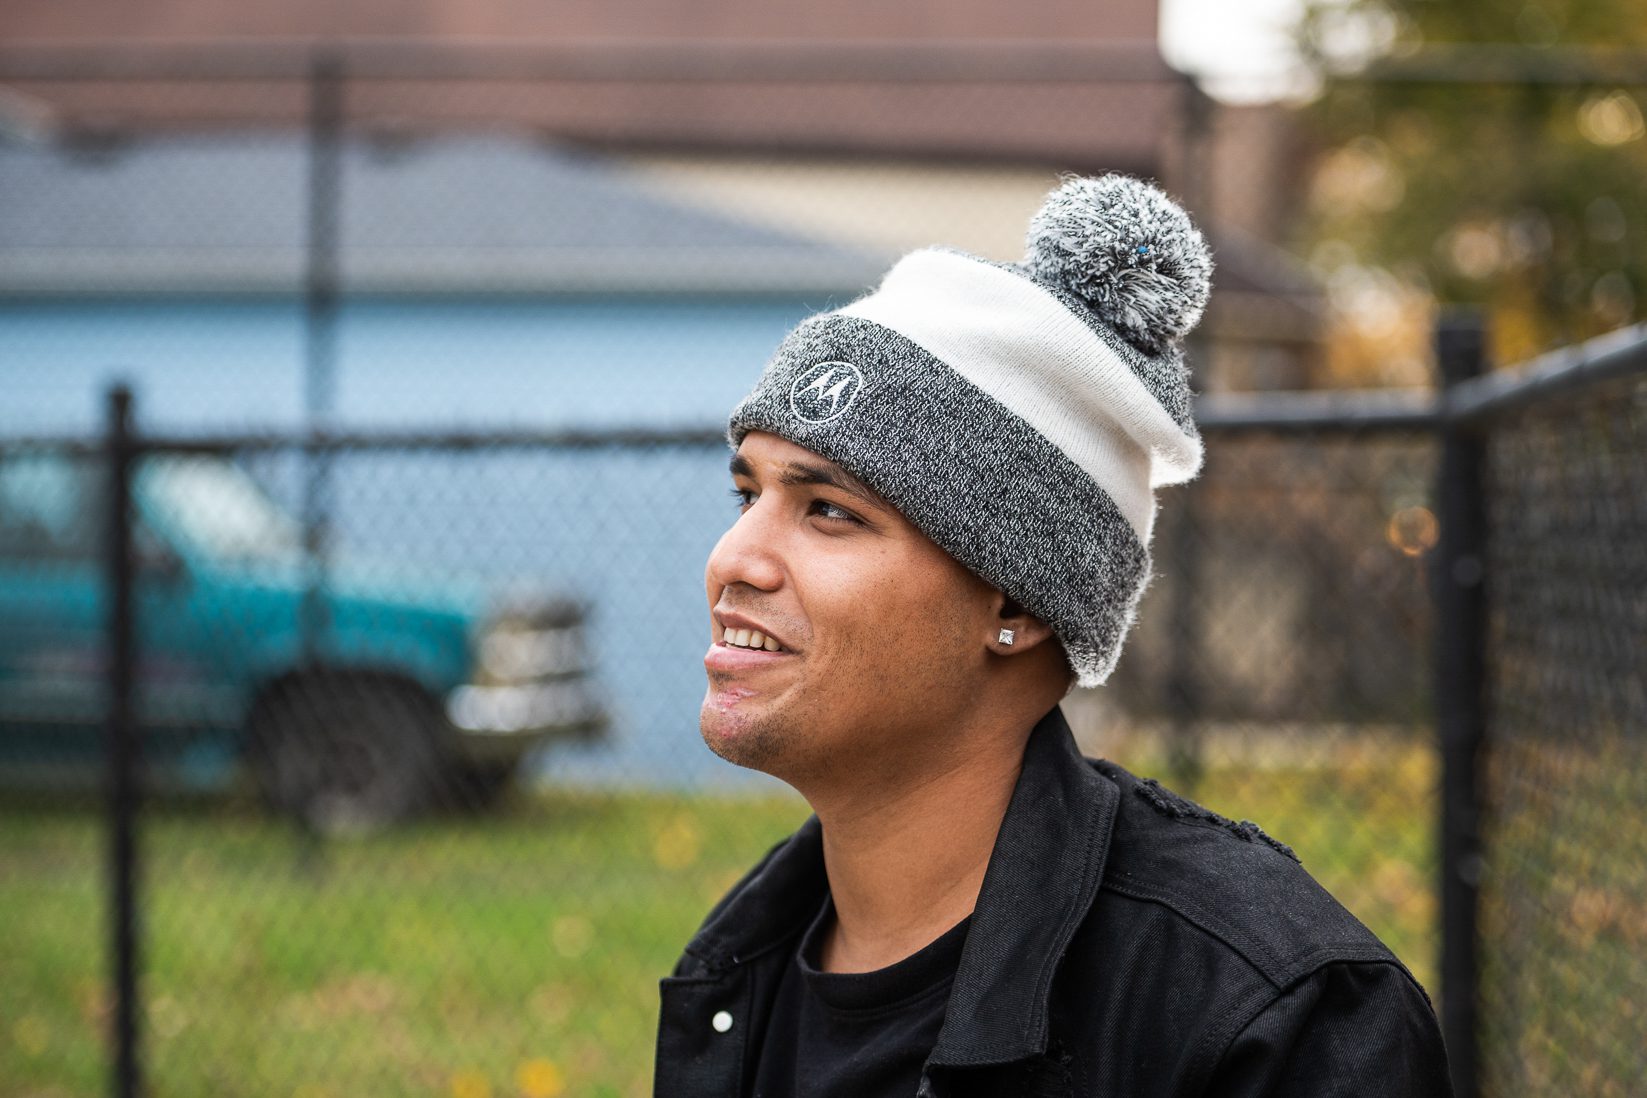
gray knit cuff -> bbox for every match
[727,314,1152,688]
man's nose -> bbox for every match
[706,499,785,594]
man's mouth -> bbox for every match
[705,621,795,674]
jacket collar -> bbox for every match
[683,704,1119,1067]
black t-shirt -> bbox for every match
[751,894,972,1098]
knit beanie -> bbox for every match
[726,174,1213,688]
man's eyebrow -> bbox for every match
[728,453,886,513]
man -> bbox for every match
[655,175,1452,1097]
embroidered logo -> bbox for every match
[788,361,864,424]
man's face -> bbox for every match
[701,430,998,788]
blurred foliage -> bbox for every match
[1297,0,1647,366]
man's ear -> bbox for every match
[988,594,1058,655]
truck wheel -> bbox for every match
[248,677,444,834]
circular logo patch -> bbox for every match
[788,361,865,424]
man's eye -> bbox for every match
[727,488,857,525]
[811,500,859,523]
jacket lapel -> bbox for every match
[927,704,1119,1072]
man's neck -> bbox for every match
[808,722,1033,974]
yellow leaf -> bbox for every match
[517,1058,565,1098]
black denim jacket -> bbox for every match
[654,706,1454,1097]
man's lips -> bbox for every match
[704,641,795,673]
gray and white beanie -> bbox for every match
[727,174,1213,688]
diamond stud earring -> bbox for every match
[998,628,1016,646]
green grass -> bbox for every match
[1,789,811,1098]
[1,753,1437,1098]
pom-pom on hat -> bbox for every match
[1025,174,1214,356]
[727,173,1213,688]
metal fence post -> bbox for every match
[104,384,141,1098]
[1432,312,1487,1098]
[301,48,343,667]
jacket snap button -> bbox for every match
[711,1010,734,1033]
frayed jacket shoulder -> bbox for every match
[654,705,1454,1098]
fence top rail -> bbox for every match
[1447,321,1647,427]
[1194,388,1440,432]
[0,391,1439,457]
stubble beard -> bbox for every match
[699,682,794,777]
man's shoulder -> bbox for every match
[1085,757,1408,990]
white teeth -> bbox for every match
[722,626,784,652]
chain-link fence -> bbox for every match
[1475,350,1647,1097]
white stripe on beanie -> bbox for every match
[839,247,1204,544]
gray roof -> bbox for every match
[0,132,884,294]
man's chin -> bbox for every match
[699,696,786,776]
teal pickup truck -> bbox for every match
[0,447,605,830]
